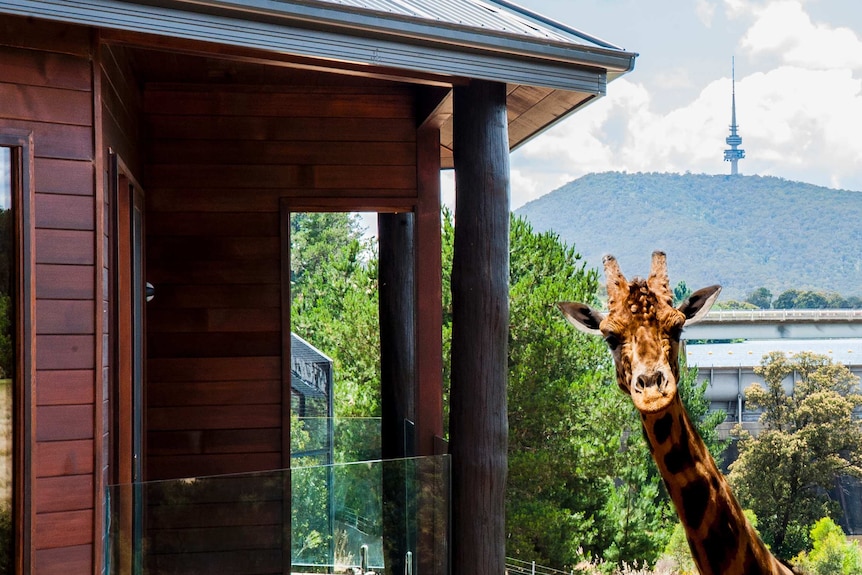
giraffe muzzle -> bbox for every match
[631,370,676,413]
[634,371,666,393]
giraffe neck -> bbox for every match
[640,398,793,575]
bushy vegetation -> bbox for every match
[517,172,862,301]
[728,352,862,559]
[792,517,862,575]
[291,211,732,571]
[745,287,862,309]
[290,209,862,573]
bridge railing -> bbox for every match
[701,309,862,323]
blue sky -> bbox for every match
[468,0,862,209]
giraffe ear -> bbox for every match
[678,285,721,325]
[557,302,604,335]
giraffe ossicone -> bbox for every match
[559,251,794,575]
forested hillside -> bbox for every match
[516,172,862,301]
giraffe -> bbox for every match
[558,251,794,575]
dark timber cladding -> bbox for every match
[0,16,97,575]
[0,0,637,572]
[144,79,416,480]
[143,73,418,573]
[450,80,510,575]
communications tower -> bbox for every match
[723,58,745,175]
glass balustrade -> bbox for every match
[106,418,448,575]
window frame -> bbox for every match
[0,129,35,575]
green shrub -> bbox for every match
[792,517,862,575]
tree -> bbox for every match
[673,281,691,307]
[291,210,727,570]
[502,216,724,569]
[504,215,631,568]
[290,212,381,417]
[773,289,802,309]
[772,289,859,310]
[746,287,773,309]
[728,352,862,559]
[713,299,758,310]
[792,517,862,575]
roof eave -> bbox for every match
[158,0,637,73]
[0,0,635,91]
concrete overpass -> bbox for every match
[682,308,862,340]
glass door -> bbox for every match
[109,152,146,575]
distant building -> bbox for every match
[687,338,862,429]
[723,58,745,175]
[290,333,334,463]
[688,338,862,535]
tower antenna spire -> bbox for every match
[723,57,745,175]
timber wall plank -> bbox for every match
[0,15,98,572]
[145,82,416,478]
[99,40,147,575]
[143,78,417,574]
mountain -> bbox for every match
[515,172,862,301]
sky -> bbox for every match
[3,1,859,220]
[442,0,862,210]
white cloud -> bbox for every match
[738,66,862,184]
[505,0,862,200]
[734,0,862,69]
[695,0,717,27]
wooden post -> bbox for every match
[378,211,416,575]
[450,80,510,575]
[414,122,444,457]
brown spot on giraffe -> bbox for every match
[558,251,794,575]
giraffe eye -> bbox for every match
[668,325,684,341]
[604,333,622,350]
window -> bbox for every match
[0,145,12,572]
[0,130,34,574]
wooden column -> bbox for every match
[414,121,446,575]
[450,80,510,575]
[378,211,416,575]
[414,123,444,457]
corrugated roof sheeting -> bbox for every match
[687,339,862,369]
[308,0,600,46]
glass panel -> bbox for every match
[0,146,13,572]
[106,454,450,575]
[291,418,382,570]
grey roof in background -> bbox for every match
[686,339,862,369]
[291,333,331,365]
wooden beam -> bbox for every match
[278,199,292,575]
[449,79,510,575]
[409,124,447,575]
[99,28,457,88]
[414,125,443,457]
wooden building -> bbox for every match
[0,1,636,573]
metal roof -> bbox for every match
[306,0,623,49]
[0,0,635,90]
[686,339,862,369]
[0,0,635,160]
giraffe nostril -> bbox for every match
[636,372,663,391]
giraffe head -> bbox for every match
[559,251,720,414]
